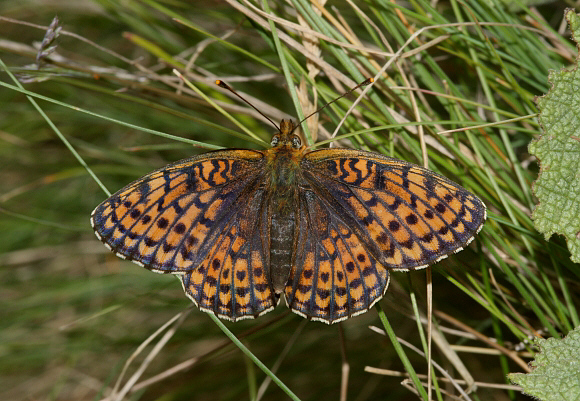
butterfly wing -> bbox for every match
[301,148,486,271]
[284,187,390,323]
[91,149,266,274]
[92,149,279,320]
[180,186,279,321]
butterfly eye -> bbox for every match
[271,135,280,147]
[291,135,301,149]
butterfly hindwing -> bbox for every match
[181,187,278,321]
[91,149,265,273]
[284,188,389,323]
[302,148,486,271]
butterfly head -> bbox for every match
[270,119,303,150]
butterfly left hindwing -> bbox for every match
[180,186,279,321]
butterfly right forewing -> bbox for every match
[302,148,486,271]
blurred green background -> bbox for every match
[1,1,578,400]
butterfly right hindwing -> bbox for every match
[284,187,389,323]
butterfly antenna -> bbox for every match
[216,80,281,132]
[293,78,374,133]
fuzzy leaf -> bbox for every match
[529,9,580,263]
[509,327,580,401]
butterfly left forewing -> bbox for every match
[302,148,486,271]
[91,150,265,273]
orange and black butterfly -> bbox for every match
[91,85,486,324]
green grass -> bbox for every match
[0,0,578,400]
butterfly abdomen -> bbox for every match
[269,210,295,293]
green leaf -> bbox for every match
[529,9,580,263]
[508,327,580,401]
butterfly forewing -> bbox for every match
[302,148,486,271]
[91,150,265,273]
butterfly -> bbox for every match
[91,118,486,324]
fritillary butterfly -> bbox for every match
[91,118,486,324]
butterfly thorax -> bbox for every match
[265,119,305,212]
[267,154,299,210]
